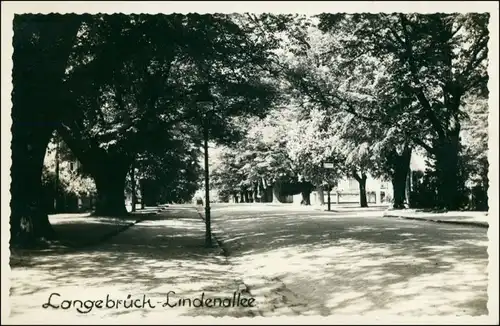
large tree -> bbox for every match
[56,14,189,216]
[284,106,344,205]
[11,14,82,244]
[57,14,278,216]
[271,18,414,208]
[317,13,489,210]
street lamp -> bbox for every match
[323,162,335,211]
[54,136,60,213]
[196,84,214,248]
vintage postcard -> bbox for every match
[2,1,498,324]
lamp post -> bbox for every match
[54,135,60,213]
[323,162,335,212]
[196,85,213,248]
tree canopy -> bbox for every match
[11,12,490,246]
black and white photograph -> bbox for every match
[2,1,498,324]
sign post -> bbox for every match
[323,162,335,211]
[327,186,331,211]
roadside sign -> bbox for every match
[323,162,334,169]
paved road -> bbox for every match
[209,203,489,317]
[8,204,489,322]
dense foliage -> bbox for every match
[11,12,490,247]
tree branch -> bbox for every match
[412,136,435,155]
[351,168,361,182]
[389,27,405,46]
[56,123,104,173]
[398,14,447,140]
[461,31,489,78]
[451,23,464,37]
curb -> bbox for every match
[382,213,488,229]
[194,206,254,307]
[194,207,229,257]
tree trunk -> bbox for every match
[11,16,82,246]
[316,185,325,205]
[405,169,411,207]
[94,166,129,216]
[299,181,313,205]
[130,159,136,212]
[359,178,368,208]
[11,125,56,246]
[244,191,250,203]
[391,146,412,209]
[259,179,266,202]
[392,174,407,209]
[435,133,461,210]
[352,170,368,208]
[272,183,283,203]
[232,193,238,203]
[140,179,146,209]
[411,53,463,210]
[301,190,311,205]
[253,183,259,203]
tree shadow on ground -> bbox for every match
[9,208,258,321]
[211,208,488,317]
[8,206,489,320]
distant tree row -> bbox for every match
[211,13,489,211]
